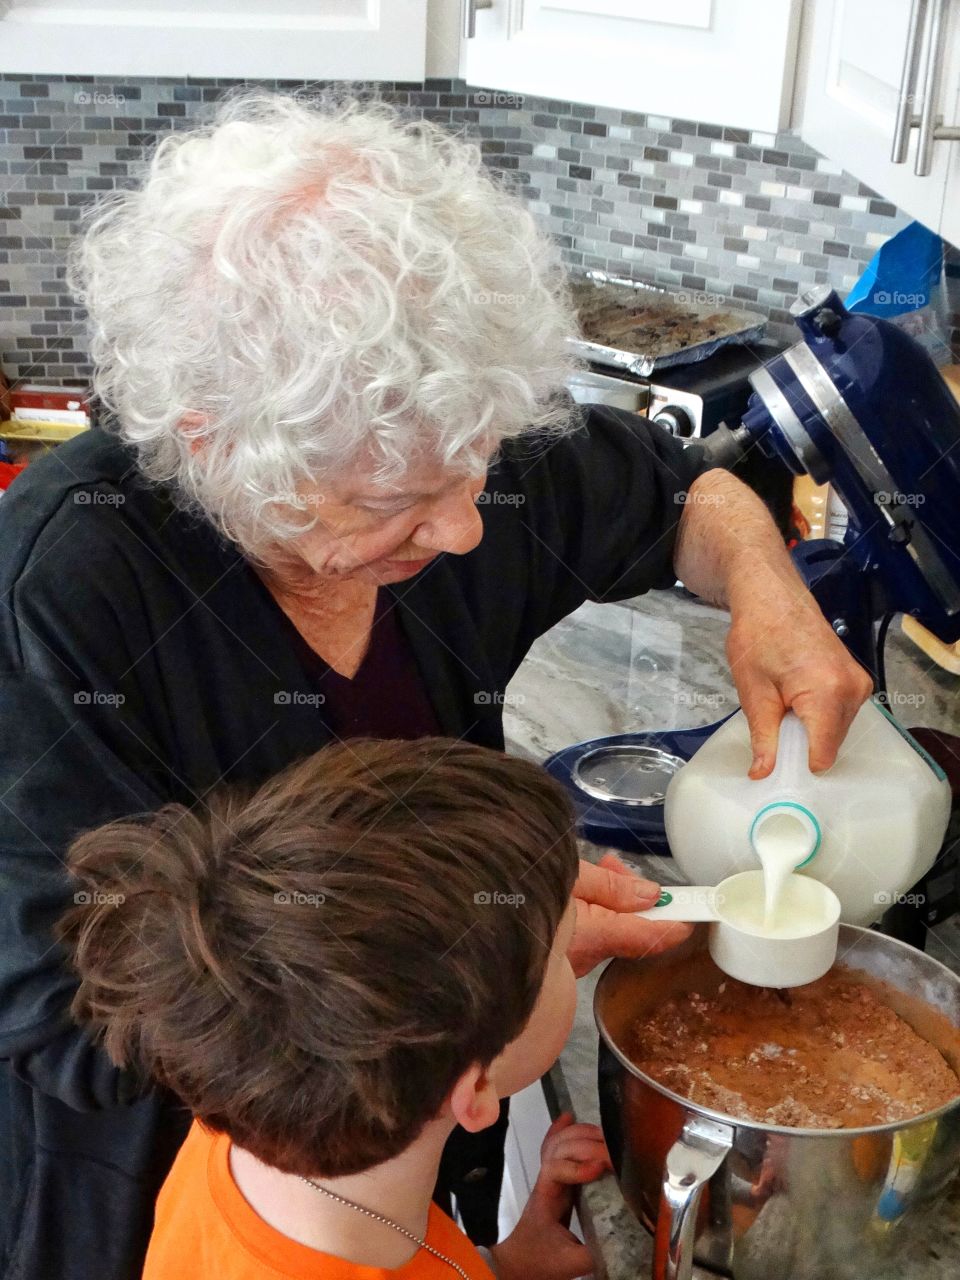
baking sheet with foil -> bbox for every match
[568,269,767,376]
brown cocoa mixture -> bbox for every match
[629,969,960,1128]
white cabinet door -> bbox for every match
[935,23,960,245]
[0,0,427,80]
[799,0,960,233]
[461,0,802,132]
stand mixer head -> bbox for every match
[705,284,960,661]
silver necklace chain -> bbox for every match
[298,1175,472,1278]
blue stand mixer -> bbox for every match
[726,283,960,661]
[547,284,960,929]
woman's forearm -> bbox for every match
[673,467,808,613]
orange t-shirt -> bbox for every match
[143,1121,495,1280]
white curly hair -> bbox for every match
[67,86,582,555]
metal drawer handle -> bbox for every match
[915,0,959,174]
[891,0,928,163]
[463,0,494,39]
[892,0,960,175]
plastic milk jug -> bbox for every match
[664,698,951,926]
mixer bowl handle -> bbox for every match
[654,1114,734,1280]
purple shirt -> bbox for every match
[281,587,442,740]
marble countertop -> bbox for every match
[503,587,960,1280]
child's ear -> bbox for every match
[448,1064,501,1134]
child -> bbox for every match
[57,737,612,1279]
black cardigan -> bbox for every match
[0,408,705,1279]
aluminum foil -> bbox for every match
[568,269,767,377]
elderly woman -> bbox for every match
[0,90,870,1280]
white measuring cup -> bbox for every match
[637,870,841,987]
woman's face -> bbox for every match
[275,455,488,586]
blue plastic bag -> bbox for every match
[845,220,943,317]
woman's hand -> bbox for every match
[673,468,873,778]
[567,853,692,978]
[491,1114,610,1280]
[725,579,874,779]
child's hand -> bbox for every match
[490,1114,611,1280]
[537,1111,612,1205]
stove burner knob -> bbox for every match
[652,405,695,438]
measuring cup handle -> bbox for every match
[635,885,718,922]
[654,1115,734,1280]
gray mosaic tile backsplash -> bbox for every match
[0,73,934,388]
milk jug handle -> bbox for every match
[654,1115,734,1280]
[771,711,812,784]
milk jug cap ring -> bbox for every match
[749,801,822,868]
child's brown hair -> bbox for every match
[57,737,579,1178]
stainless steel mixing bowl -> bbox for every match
[595,924,960,1280]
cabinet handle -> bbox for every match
[915,0,957,174]
[463,0,494,39]
[891,0,927,163]
[891,0,960,175]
